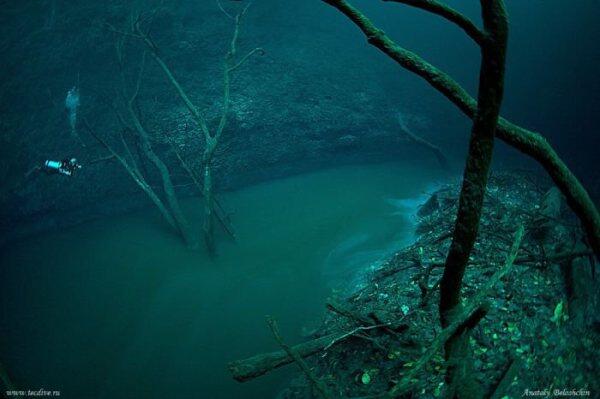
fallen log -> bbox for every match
[230,226,525,387]
[229,317,396,383]
[228,333,336,382]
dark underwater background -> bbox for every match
[0,1,599,398]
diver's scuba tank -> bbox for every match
[44,160,63,174]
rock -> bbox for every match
[530,187,565,245]
[417,192,439,218]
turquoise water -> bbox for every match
[0,162,442,398]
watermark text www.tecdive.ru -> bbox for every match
[523,388,591,397]
[5,389,61,397]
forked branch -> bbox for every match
[128,4,262,253]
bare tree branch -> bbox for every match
[229,47,265,73]
[83,119,178,230]
[439,0,509,325]
[133,20,212,139]
[216,0,234,20]
[382,0,486,45]
[321,0,600,260]
[397,113,448,168]
[131,3,261,253]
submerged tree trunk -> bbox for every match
[321,0,600,260]
[128,105,196,248]
[170,140,237,240]
[124,53,195,248]
[438,1,508,396]
[439,0,509,325]
[132,5,262,254]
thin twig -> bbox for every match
[324,324,389,351]
[88,154,116,164]
[228,47,265,72]
[216,0,234,20]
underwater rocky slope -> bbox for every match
[230,172,599,398]
[0,1,467,247]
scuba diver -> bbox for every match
[43,158,82,176]
[26,157,82,178]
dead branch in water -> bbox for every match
[83,118,179,232]
[168,140,237,240]
[266,317,332,399]
[397,113,449,169]
[228,333,337,382]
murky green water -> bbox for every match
[0,162,442,398]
